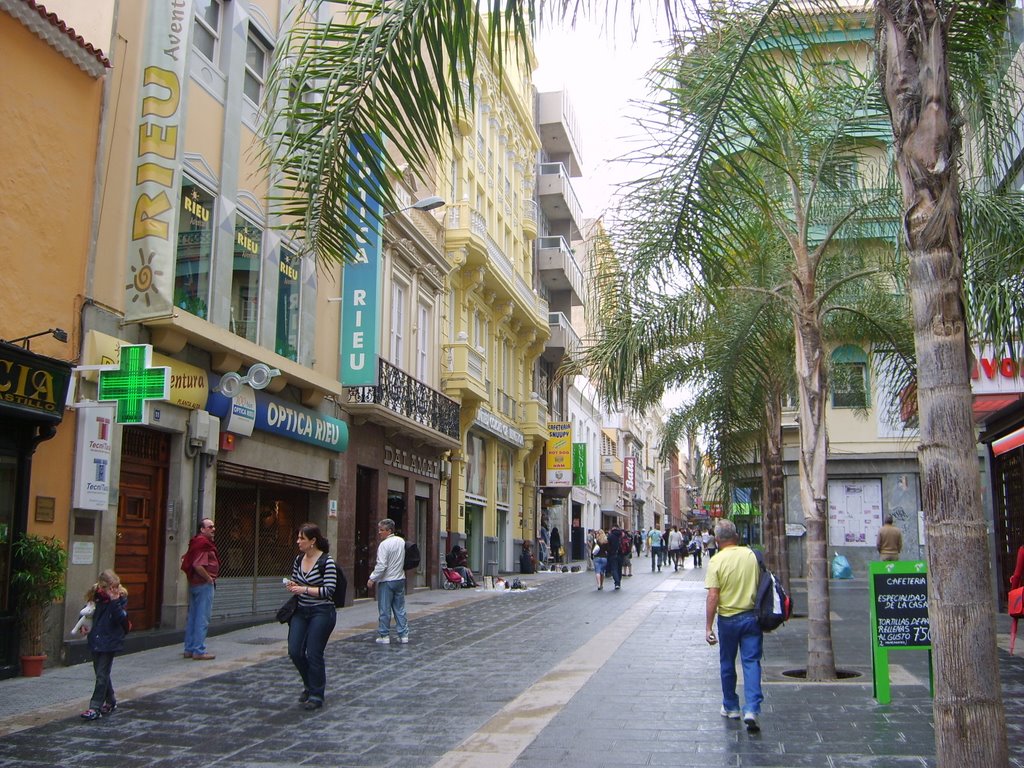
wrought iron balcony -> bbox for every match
[346,358,461,443]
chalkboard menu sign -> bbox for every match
[868,560,932,705]
[869,561,931,649]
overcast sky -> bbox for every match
[533,11,673,221]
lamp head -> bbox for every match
[410,195,445,212]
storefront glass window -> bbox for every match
[466,433,486,497]
[497,447,511,506]
[231,215,262,343]
[174,178,214,319]
[276,246,300,360]
[216,481,307,580]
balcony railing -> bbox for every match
[537,162,584,235]
[537,237,585,305]
[346,358,460,440]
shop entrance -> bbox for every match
[413,487,429,588]
[214,479,310,616]
[354,466,378,599]
[0,452,18,677]
[116,427,169,630]
[465,503,484,573]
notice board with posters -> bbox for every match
[868,560,933,703]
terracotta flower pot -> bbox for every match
[19,654,46,677]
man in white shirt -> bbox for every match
[367,519,409,644]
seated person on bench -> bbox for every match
[445,545,478,587]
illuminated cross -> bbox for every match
[97,344,171,424]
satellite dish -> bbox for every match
[218,372,243,398]
[247,364,280,390]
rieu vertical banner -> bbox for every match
[123,0,193,321]
[340,136,385,386]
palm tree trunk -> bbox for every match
[763,397,790,592]
[876,2,1008,764]
[794,288,836,681]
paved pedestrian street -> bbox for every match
[1,565,1022,768]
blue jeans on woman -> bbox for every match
[716,610,764,716]
[288,603,337,704]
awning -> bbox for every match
[993,425,1024,457]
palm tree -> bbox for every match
[624,7,915,679]
[875,2,1017,761]
[266,0,1022,762]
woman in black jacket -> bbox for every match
[80,569,129,720]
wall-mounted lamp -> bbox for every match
[3,328,68,350]
[216,363,281,398]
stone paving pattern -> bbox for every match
[0,562,1021,767]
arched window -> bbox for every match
[831,345,870,408]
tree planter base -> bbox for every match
[20,655,46,677]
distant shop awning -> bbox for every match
[993,425,1024,457]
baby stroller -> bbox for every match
[441,565,465,590]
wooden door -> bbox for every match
[116,428,168,630]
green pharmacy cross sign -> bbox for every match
[97,344,171,424]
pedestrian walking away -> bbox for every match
[705,529,718,559]
[550,526,562,564]
[283,522,338,711]
[705,519,763,733]
[668,526,684,571]
[876,514,903,561]
[181,518,219,660]
[79,569,129,720]
[368,518,409,644]
[606,525,626,589]
[689,534,703,568]
[648,527,664,572]
[592,529,610,590]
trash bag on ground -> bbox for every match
[831,552,853,579]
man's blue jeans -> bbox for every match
[184,582,215,655]
[377,579,409,638]
[288,603,337,702]
[716,610,764,715]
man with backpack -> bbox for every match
[704,519,763,733]
[367,518,409,644]
[606,525,627,590]
[181,518,220,661]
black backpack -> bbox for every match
[302,554,347,608]
[404,541,421,570]
[753,550,791,632]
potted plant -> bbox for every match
[11,533,68,676]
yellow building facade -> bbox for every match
[440,36,549,575]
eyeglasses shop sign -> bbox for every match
[473,407,524,448]
[207,382,348,452]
